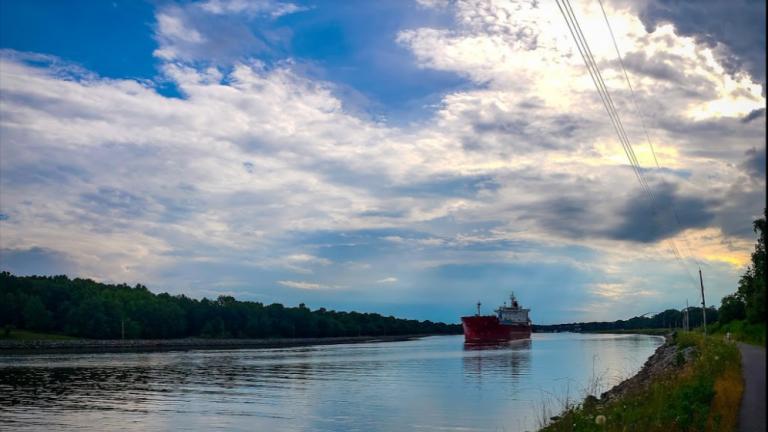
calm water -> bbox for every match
[0,333,662,431]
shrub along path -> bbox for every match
[738,343,766,432]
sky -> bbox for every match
[0,0,765,324]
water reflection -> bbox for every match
[462,340,531,385]
[0,334,662,431]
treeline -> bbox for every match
[537,210,766,334]
[717,210,766,325]
[0,273,461,339]
[533,307,718,333]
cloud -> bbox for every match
[638,0,766,90]
[741,108,765,123]
[0,0,764,322]
[376,277,398,284]
[156,11,205,44]
[607,182,718,243]
[284,254,332,265]
[277,280,338,290]
[200,0,307,18]
[80,187,149,219]
[591,282,653,299]
[152,0,304,62]
[741,147,766,179]
[275,253,333,274]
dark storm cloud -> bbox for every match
[714,185,764,238]
[694,148,765,239]
[528,180,719,243]
[712,148,765,239]
[741,146,766,179]
[741,108,765,123]
[639,0,766,89]
[0,247,76,276]
[608,183,718,243]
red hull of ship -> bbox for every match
[461,316,531,343]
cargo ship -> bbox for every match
[461,293,532,343]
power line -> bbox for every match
[555,0,700,292]
[596,0,660,168]
[560,0,697,287]
[559,0,654,201]
[595,0,703,271]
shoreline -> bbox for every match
[0,334,435,355]
[540,331,743,431]
[0,331,659,355]
[598,333,678,401]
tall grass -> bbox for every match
[540,332,743,432]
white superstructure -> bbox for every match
[495,293,531,325]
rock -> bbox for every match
[599,336,695,403]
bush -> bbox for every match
[713,319,766,346]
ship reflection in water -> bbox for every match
[463,339,532,387]
[0,334,662,432]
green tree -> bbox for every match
[736,210,766,323]
[22,296,52,331]
[718,294,746,324]
[0,271,462,339]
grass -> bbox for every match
[0,329,78,341]
[540,332,743,432]
[707,320,766,347]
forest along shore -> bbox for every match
[0,334,425,355]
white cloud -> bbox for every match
[376,277,399,284]
[277,280,338,290]
[285,254,332,265]
[199,0,306,18]
[157,12,205,43]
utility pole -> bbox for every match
[684,299,689,332]
[121,317,125,340]
[699,269,707,335]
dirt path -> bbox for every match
[738,343,766,432]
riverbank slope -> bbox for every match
[541,332,743,432]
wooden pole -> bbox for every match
[699,269,707,335]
